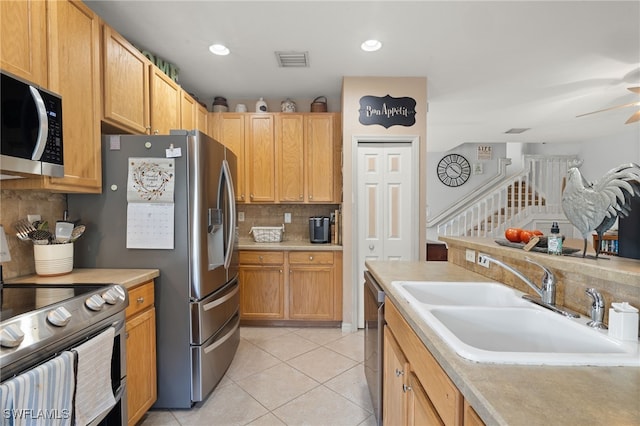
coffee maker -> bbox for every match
[309,216,330,243]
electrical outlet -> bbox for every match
[477,253,490,268]
[284,212,292,223]
[238,212,245,222]
[465,249,476,263]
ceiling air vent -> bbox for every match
[275,51,309,68]
[504,128,530,134]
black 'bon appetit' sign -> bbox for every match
[358,95,417,128]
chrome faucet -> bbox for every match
[478,254,580,318]
[585,288,608,329]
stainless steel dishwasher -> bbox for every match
[364,271,385,425]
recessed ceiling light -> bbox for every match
[209,44,230,56]
[361,39,382,52]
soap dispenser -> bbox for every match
[547,221,563,255]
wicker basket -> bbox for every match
[249,225,284,243]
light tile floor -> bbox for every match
[139,327,377,426]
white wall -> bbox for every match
[427,142,507,220]
[522,128,639,178]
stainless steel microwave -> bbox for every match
[1,70,64,179]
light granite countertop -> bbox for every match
[4,268,160,290]
[366,260,640,426]
[237,238,342,251]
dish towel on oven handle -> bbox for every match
[72,327,116,425]
[0,351,75,426]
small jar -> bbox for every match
[256,97,268,113]
[212,96,228,112]
[281,98,296,113]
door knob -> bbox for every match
[369,245,374,251]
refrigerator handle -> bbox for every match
[221,159,236,270]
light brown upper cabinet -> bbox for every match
[213,112,341,204]
[196,103,209,135]
[102,25,151,135]
[276,114,305,202]
[2,0,102,193]
[246,114,277,203]
[1,0,48,87]
[276,113,341,203]
[180,89,196,131]
[306,113,340,203]
[150,66,181,135]
[210,113,246,202]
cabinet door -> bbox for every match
[150,66,180,135]
[46,0,101,192]
[276,114,305,202]
[463,401,485,426]
[196,104,208,135]
[102,25,150,134]
[305,114,335,202]
[126,307,157,426]
[0,0,47,86]
[289,265,334,320]
[383,325,408,426]
[246,114,276,202]
[408,372,444,426]
[180,90,196,130]
[239,265,284,319]
[212,114,246,202]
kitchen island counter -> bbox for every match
[367,260,640,426]
[4,268,159,290]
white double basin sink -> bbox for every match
[392,281,640,366]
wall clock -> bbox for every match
[437,154,471,187]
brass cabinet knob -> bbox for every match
[137,297,144,304]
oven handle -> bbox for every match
[202,284,239,312]
[203,318,239,354]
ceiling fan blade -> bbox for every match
[576,101,640,118]
[628,87,640,94]
[625,110,640,124]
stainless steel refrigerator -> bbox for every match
[68,130,239,408]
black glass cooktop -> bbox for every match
[0,284,108,322]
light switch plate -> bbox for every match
[284,213,292,223]
[465,249,475,263]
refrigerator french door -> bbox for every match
[69,130,239,408]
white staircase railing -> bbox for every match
[434,155,578,237]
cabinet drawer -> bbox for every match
[289,251,333,265]
[240,251,284,265]
[126,281,155,319]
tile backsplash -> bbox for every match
[0,190,67,279]
[238,204,340,242]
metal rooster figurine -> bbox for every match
[562,162,640,258]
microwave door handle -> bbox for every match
[221,159,236,270]
[28,86,49,161]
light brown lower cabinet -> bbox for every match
[125,280,157,426]
[385,299,485,426]
[239,250,342,324]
